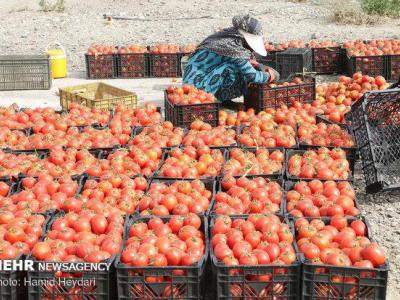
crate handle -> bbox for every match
[46,42,66,55]
[70,88,87,94]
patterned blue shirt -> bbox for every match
[183,49,269,102]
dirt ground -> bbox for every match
[0,0,399,298]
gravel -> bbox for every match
[1,0,400,298]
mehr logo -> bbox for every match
[0,260,34,271]
[0,260,111,272]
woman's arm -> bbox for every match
[233,58,269,84]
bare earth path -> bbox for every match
[0,1,400,298]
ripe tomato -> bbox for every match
[361,243,386,267]
[32,242,51,260]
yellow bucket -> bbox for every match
[46,43,67,79]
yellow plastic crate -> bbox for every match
[59,82,137,110]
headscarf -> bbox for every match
[197,14,263,60]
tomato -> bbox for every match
[245,231,262,249]
[361,243,386,267]
[214,243,233,261]
[265,244,280,261]
[325,253,351,267]
[239,252,258,265]
[32,242,51,260]
[0,182,9,197]
[168,216,184,234]
[4,226,26,244]
[131,253,149,267]
[90,215,108,234]
[300,243,320,260]
[330,215,348,230]
[165,248,183,265]
[183,213,201,230]
[350,220,367,236]
[253,249,271,264]
[0,245,19,259]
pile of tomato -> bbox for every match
[314,73,389,123]
[287,148,351,180]
[183,120,237,147]
[238,121,297,148]
[286,180,360,218]
[214,177,282,215]
[157,146,225,178]
[0,75,390,299]
[295,216,385,268]
[212,214,296,267]
[223,148,284,177]
[166,84,216,105]
[138,180,213,216]
[122,214,205,267]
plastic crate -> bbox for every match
[149,53,181,77]
[59,82,137,110]
[311,46,341,74]
[244,74,316,112]
[276,48,313,79]
[345,51,386,77]
[116,215,208,299]
[255,50,282,69]
[224,147,285,179]
[164,93,221,128]
[283,180,361,218]
[285,149,355,181]
[210,215,301,300]
[27,257,116,300]
[297,217,389,300]
[6,149,50,159]
[85,53,117,79]
[345,89,400,193]
[386,54,400,81]
[117,53,149,78]
[0,254,27,300]
[26,213,118,300]
[0,55,51,90]
[212,175,285,216]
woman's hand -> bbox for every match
[250,59,259,67]
[265,67,280,83]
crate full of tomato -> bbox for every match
[149,44,181,77]
[210,214,301,300]
[116,45,149,78]
[26,211,125,299]
[116,214,208,299]
[343,40,388,78]
[308,40,342,74]
[85,45,117,79]
[294,216,388,300]
[164,84,221,128]
[244,75,316,113]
